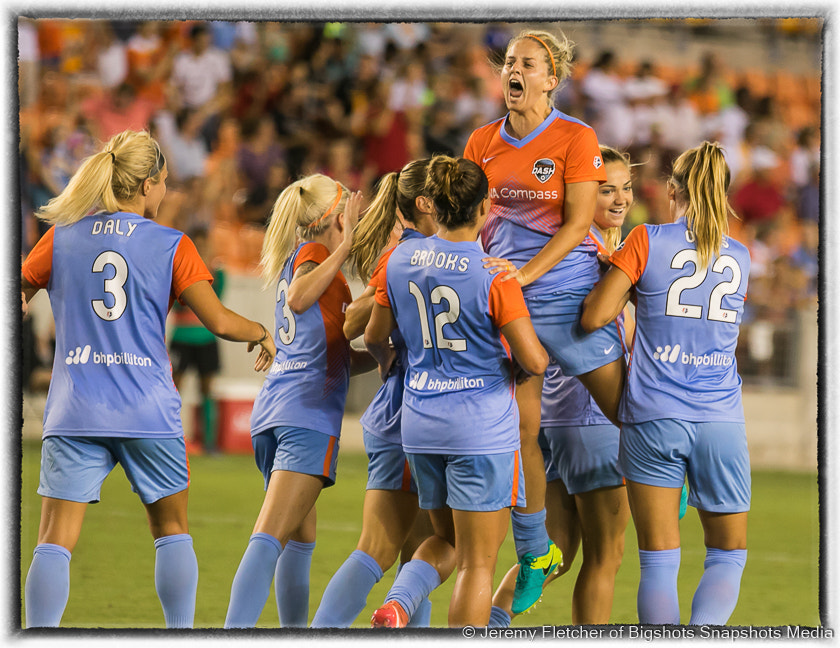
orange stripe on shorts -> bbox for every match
[322,435,337,477]
[511,449,521,507]
[401,459,412,492]
[184,439,192,484]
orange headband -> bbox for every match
[526,34,556,77]
[306,181,343,229]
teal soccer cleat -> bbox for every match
[679,482,689,519]
[511,541,563,615]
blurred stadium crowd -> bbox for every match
[18,18,821,388]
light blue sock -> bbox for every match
[154,534,198,628]
[398,561,432,628]
[224,532,283,628]
[275,539,315,627]
[689,548,747,625]
[408,597,433,628]
[311,549,383,627]
[510,509,549,559]
[25,543,71,627]
[488,605,512,628]
[638,548,681,624]
[385,559,440,620]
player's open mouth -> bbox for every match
[508,79,524,98]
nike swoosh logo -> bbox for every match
[483,156,496,164]
[603,345,615,354]
[542,565,553,575]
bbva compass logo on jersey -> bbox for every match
[531,158,555,183]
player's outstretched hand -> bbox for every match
[378,345,397,383]
[482,256,528,286]
[343,190,363,247]
[248,324,277,372]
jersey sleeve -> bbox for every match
[21,226,56,288]
[172,234,214,299]
[487,274,530,328]
[564,127,608,184]
[463,130,481,165]
[373,256,394,309]
[609,224,650,285]
[294,241,330,272]
[369,246,395,290]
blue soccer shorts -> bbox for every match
[252,426,339,489]
[619,419,751,513]
[38,435,189,505]
[540,424,624,495]
[526,288,624,377]
[364,429,417,493]
[406,450,525,512]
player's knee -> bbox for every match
[356,536,401,571]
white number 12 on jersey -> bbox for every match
[408,281,467,351]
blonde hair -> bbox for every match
[670,141,733,270]
[36,129,165,226]
[499,29,575,101]
[599,145,632,254]
[259,174,349,287]
[352,158,431,282]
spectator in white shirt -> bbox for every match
[170,22,233,149]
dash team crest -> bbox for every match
[531,158,555,183]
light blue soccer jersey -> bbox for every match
[358,329,408,446]
[40,212,196,438]
[541,363,612,427]
[359,229,425,445]
[250,242,352,438]
[540,223,627,427]
[382,236,525,455]
[610,220,750,423]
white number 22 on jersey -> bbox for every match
[408,281,466,351]
[665,249,743,322]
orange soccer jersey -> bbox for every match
[464,108,606,237]
[464,108,606,296]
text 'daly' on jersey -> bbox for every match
[610,220,751,423]
[381,235,527,455]
[35,212,197,438]
[249,242,352,438]
[464,108,606,298]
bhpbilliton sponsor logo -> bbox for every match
[653,343,733,367]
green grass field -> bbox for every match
[19,439,821,630]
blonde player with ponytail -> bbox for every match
[583,142,751,626]
[21,129,275,628]
[312,159,445,628]
[464,29,616,613]
[224,175,375,628]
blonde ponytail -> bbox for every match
[352,172,399,283]
[259,174,348,288]
[36,129,164,226]
[670,141,733,269]
[351,158,432,282]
